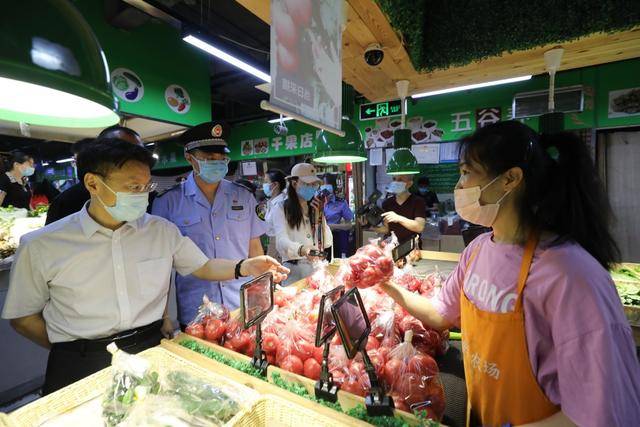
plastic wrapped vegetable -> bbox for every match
[385,331,445,420]
[184,295,230,342]
[222,315,256,357]
[336,237,395,290]
[102,344,161,427]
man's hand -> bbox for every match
[160,318,175,339]
[241,255,290,283]
[382,211,404,224]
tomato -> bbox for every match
[226,335,247,353]
[365,336,380,351]
[280,355,304,375]
[407,354,438,378]
[425,380,446,420]
[350,361,365,377]
[262,333,279,354]
[204,319,225,342]
[244,338,256,357]
[273,4,297,48]
[377,346,390,363]
[342,377,366,397]
[274,294,287,308]
[312,345,324,364]
[383,358,403,388]
[399,316,426,336]
[307,311,319,324]
[375,256,394,277]
[303,358,322,380]
[275,344,291,366]
[277,44,299,73]
[185,323,204,339]
[291,340,314,362]
[266,352,276,365]
[396,373,428,407]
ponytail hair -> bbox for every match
[459,120,619,269]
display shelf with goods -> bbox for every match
[178,242,463,425]
[611,263,640,345]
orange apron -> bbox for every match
[461,234,559,426]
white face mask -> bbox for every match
[454,175,511,227]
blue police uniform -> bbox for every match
[152,174,266,323]
[150,121,267,325]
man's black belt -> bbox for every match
[52,320,162,353]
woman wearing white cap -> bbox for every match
[271,163,332,285]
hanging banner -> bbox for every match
[269,0,342,132]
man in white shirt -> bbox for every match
[1,139,287,395]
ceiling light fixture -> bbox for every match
[267,116,293,123]
[412,75,532,99]
[183,34,270,83]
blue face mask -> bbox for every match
[195,159,228,184]
[418,187,429,194]
[297,185,317,201]
[387,181,407,194]
[263,183,273,198]
[97,178,149,222]
[21,166,35,177]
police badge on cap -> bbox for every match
[181,122,231,154]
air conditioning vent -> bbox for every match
[512,86,583,119]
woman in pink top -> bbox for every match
[382,121,640,426]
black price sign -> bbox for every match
[359,99,402,121]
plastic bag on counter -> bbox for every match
[120,370,249,427]
[273,318,317,376]
[222,314,256,357]
[102,344,161,427]
[184,295,230,342]
[335,235,395,290]
[384,331,444,419]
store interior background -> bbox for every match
[1,0,639,411]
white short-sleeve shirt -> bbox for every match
[1,205,209,343]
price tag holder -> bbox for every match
[240,272,274,375]
[332,288,395,416]
[313,286,344,403]
[392,236,417,262]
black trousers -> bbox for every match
[42,322,162,396]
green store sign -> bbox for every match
[227,120,323,161]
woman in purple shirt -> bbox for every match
[382,121,640,426]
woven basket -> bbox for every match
[231,394,355,427]
[5,347,259,427]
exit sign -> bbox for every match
[359,99,403,120]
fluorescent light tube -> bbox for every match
[183,34,270,83]
[56,157,74,163]
[267,117,293,123]
[412,75,532,99]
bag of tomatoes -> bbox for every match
[184,295,229,342]
[336,236,395,290]
[271,319,317,377]
[384,331,445,420]
[221,315,257,357]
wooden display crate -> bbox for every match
[162,338,374,426]
[167,334,425,426]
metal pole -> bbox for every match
[353,161,364,249]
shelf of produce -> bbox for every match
[162,337,375,426]
[2,347,262,427]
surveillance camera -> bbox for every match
[273,123,288,136]
[364,43,384,66]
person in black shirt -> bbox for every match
[413,176,439,215]
[0,150,35,210]
[45,126,144,225]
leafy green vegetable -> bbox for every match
[615,280,640,306]
[164,370,240,424]
[28,204,49,217]
[102,369,161,426]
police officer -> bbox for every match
[152,122,267,328]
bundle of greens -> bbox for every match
[103,369,161,426]
[163,371,241,425]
